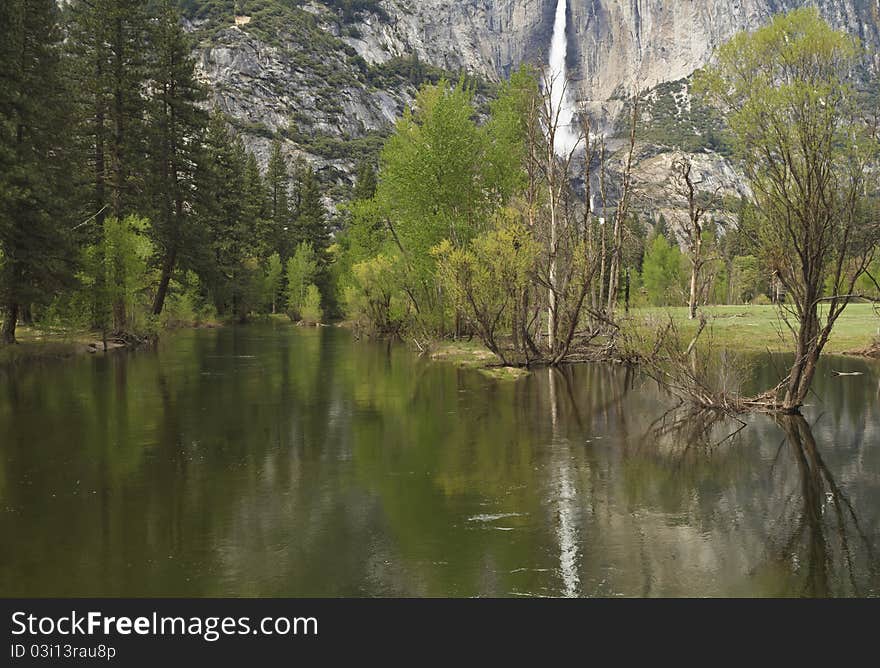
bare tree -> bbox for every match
[605,100,640,314]
[536,68,584,359]
[669,155,722,320]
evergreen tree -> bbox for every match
[652,213,674,243]
[195,111,256,319]
[352,160,377,201]
[0,0,76,344]
[295,167,330,258]
[66,0,151,332]
[147,0,208,316]
[242,152,268,253]
[265,140,293,260]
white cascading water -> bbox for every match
[548,0,580,155]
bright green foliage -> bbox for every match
[328,197,383,319]
[696,8,880,409]
[854,258,880,298]
[160,271,218,328]
[286,242,318,320]
[344,253,408,333]
[482,67,538,205]
[337,199,386,275]
[642,235,687,306]
[263,253,284,313]
[433,212,540,362]
[695,8,873,296]
[300,284,323,324]
[81,216,154,333]
[353,78,507,335]
[338,73,539,338]
[377,81,488,277]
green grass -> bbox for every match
[430,340,500,368]
[430,340,529,380]
[429,303,880,374]
[628,303,880,355]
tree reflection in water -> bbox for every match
[775,415,877,597]
[1,326,877,597]
[642,407,879,597]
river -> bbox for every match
[1,323,878,597]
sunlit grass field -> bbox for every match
[631,303,879,354]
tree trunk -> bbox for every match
[597,223,606,311]
[783,306,821,412]
[606,216,622,313]
[688,264,699,320]
[93,57,108,341]
[725,256,734,305]
[112,279,127,333]
[782,415,830,597]
[688,235,702,320]
[547,140,558,356]
[548,205,557,355]
[152,247,177,316]
[1,303,19,345]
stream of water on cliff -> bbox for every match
[549,0,580,155]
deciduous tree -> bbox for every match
[698,8,880,412]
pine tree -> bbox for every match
[242,152,268,253]
[652,213,673,243]
[295,167,329,257]
[66,0,151,333]
[147,0,208,316]
[352,160,377,201]
[265,140,293,260]
[195,111,257,318]
[0,0,77,344]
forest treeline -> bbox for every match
[334,9,879,413]
[2,5,879,411]
[1,0,333,347]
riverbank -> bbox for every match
[4,304,877,372]
[0,321,220,368]
[427,303,880,377]
[429,340,531,380]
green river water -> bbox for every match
[1,323,878,597]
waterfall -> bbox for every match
[548,0,579,155]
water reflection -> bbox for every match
[548,368,580,598]
[0,325,878,597]
[773,415,877,597]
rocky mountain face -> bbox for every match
[567,0,879,102]
[185,0,880,202]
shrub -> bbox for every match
[300,284,323,324]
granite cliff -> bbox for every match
[182,0,880,201]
